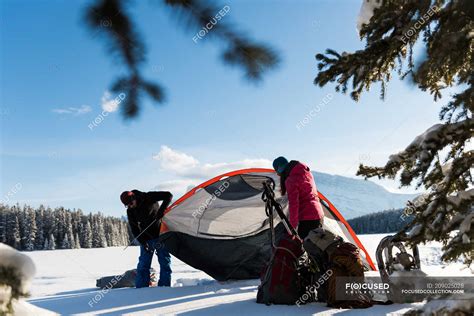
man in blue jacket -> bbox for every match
[120,190,173,287]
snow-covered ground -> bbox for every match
[25,234,472,315]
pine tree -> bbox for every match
[71,209,82,247]
[5,209,14,247]
[0,205,7,243]
[74,233,81,249]
[12,215,21,250]
[315,0,473,265]
[60,236,70,249]
[118,220,127,245]
[48,233,56,250]
[43,238,49,250]
[18,205,28,250]
[81,219,93,248]
[92,214,107,248]
[35,206,45,250]
[60,212,74,249]
[24,208,37,251]
[42,207,54,250]
[55,207,65,248]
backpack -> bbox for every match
[304,227,342,265]
[327,242,373,309]
[256,233,305,305]
[303,228,342,302]
[304,228,373,308]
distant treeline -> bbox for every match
[0,204,132,251]
[348,209,414,234]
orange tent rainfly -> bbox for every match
[159,168,376,281]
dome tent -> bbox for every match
[159,168,376,281]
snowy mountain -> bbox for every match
[312,172,417,219]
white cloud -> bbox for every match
[153,145,271,190]
[153,146,200,174]
[52,105,91,116]
[101,91,120,113]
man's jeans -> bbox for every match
[135,238,172,288]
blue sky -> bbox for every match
[1,0,444,216]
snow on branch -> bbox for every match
[358,119,474,186]
[448,189,474,209]
[0,243,36,314]
[356,0,381,33]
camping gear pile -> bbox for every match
[256,180,373,308]
[158,168,376,282]
[155,168,424,307]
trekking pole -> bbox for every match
[262,181,298,237]
[262,181,276,249]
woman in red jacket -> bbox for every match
[273,156,324,239]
